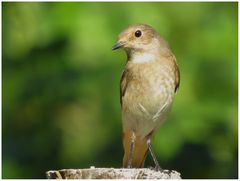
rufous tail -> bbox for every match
[122,130,148,168]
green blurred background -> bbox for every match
[2,2,238,179]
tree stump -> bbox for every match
[46,166,181,179]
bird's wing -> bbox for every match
[172,55,180,93]
[120,68,129,107]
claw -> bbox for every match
[155,165,164,172]
[163,170,172,174]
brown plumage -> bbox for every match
[113,24,180,168]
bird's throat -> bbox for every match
[128,51,158,64]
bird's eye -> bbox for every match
[135,30,142,37]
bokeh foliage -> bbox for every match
[2,2,238,178]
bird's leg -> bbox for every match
[147,139,163,171]
[127,132,136,168]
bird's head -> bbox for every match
[113,24,172,63]
[112,24,164,53]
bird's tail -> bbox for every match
[122,130,148,168]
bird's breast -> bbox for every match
[122,61,176,137]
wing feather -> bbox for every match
[172,55,180,93]
[120,69,128,106]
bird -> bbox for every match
[112,24,180,169]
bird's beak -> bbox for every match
[112,41,125,50]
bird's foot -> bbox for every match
[163,170,172,174]
[149,165,162,171]
[154,165,164,172]
[149,166,172,174]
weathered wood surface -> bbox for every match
[46,167,181,179]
